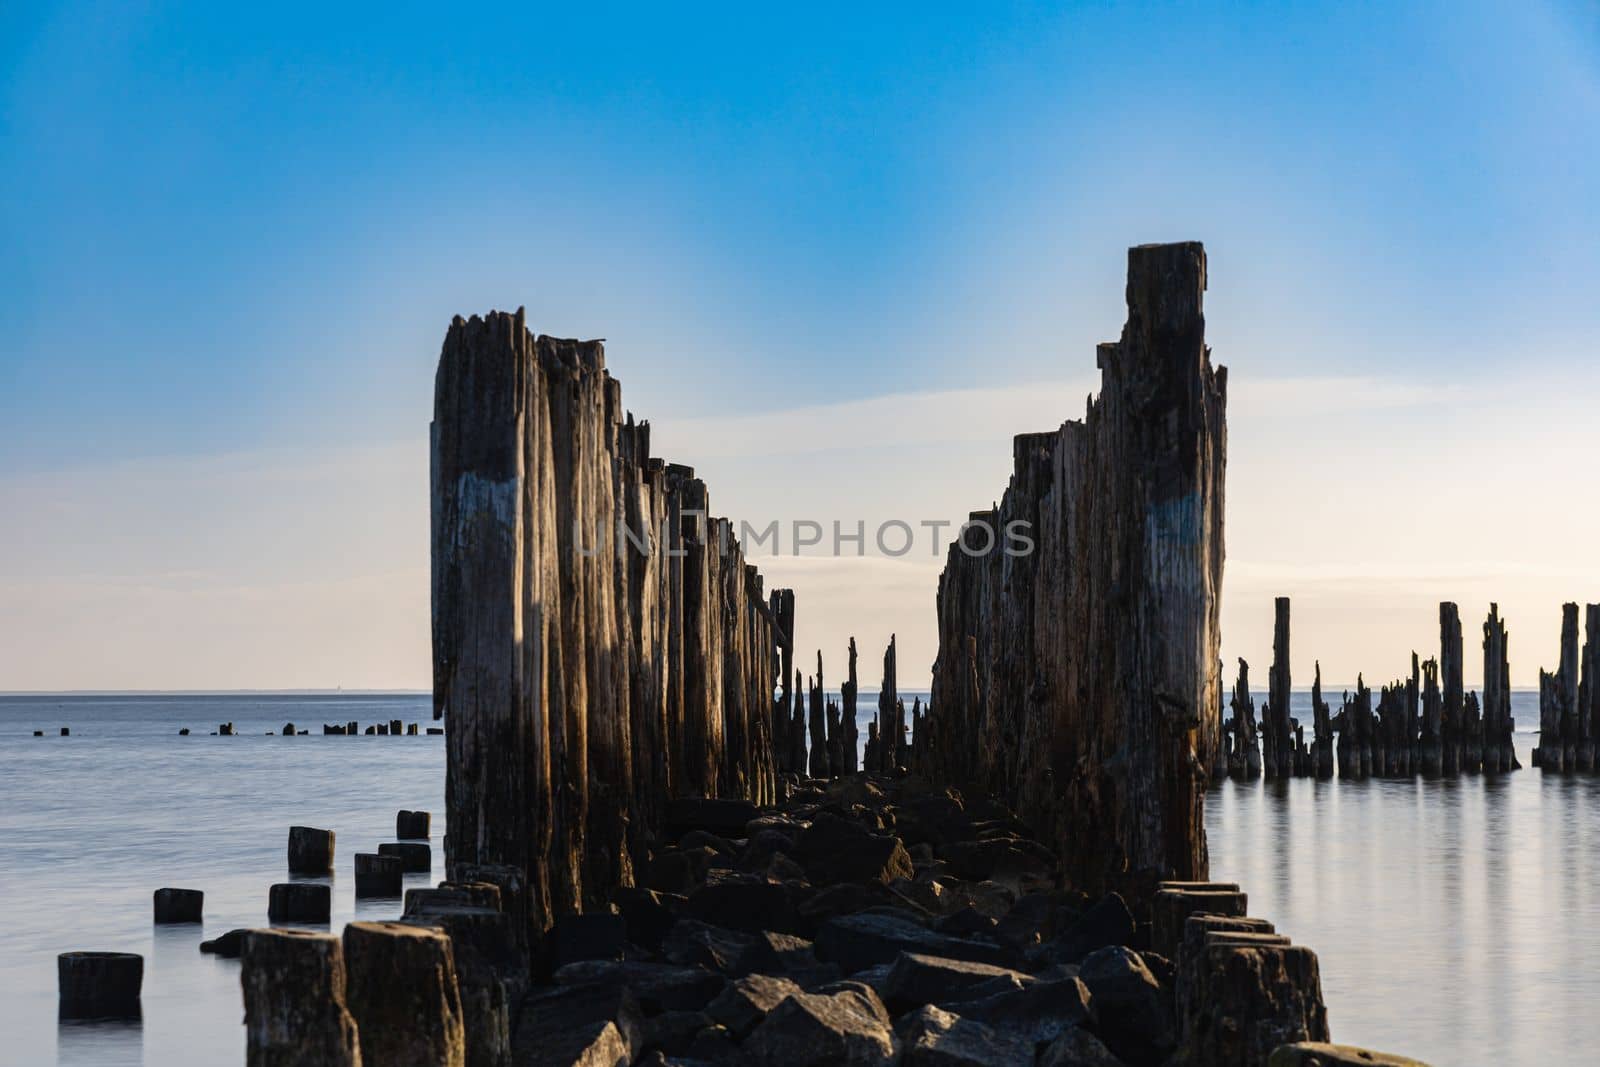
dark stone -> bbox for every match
[552,912,628,965]
[639,1010,712,1057]
[1267,1042,1430,1066]
[645,850,697,894]
[553,960,727,1014]
[662,919,758,975]
[796,814,915,886]
[515,981,641,1066]
[199,928,248,957]
[378,841,433,873]
[815,913,1013,974]
[679,829,737,855]
[287,825,334,876]
[153,887,203,924]
[58,952,142,1018]
[994,891,1057,948]
[612,886,683,952]
[354,853,403,897]
[396,810,432,839]
[798,883,883,927]
[932,907,997,938]
[882,952,1032,1013]
[742,983,895,1066]
[947,976,1095,1046]
[687,880,801,936]
[1078,945,1174,1067]
[665,798,760,838]
[1043,893,1134,964]
[268,882,330,923]
[898,1004,1034,1066]
[706,973,804,1038]
[738,828,800,873]
[1039,1025,1125,1067]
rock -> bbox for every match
[1044,893,1134,964]
[937,879,1015,921]
[706,973,804,1038]
[662,919,759,975]
[607,886,681,952]
[815,913,1012,974]
[57,951,142,1018]
[679,829,738,855]
[268,882,330,924]
[397,810,433,839]
[551,912,628,965]
[799,883,883,926]
[645,850,698,894]
[241,930,359,1066]
[742,984,896,1065]
[379,841,434,873]
[897,1004,1034,1067]
[1078,945,1173,1067]
[1267,1042,1434,1067]
[943,975,1095,1046]
[287,826,335,876]
[686,880,801,935]
[932,907,996,938]
[553,960,726,1013]
[355,852,404,897]
[666,798,760,838]
[343,921,466,1067]
[796,814,915,886]
[882,952,1032,1012]
[1039,1025,1125,1067]
[200,928,249,957]
[153,887,203,924]
[744,930,839,986]
[516,981,642,1067]
[685,1023,741,1063]
[994,891,1056,947]
[738,829,801,873]
[638,1010,711,1058]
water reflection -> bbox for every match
[58,1016,143,1067]
[1207,733,1600,1066]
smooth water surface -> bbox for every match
[1,690,1589,1065]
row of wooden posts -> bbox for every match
[1221,597,1600,780]
[766,599,922,780]
[1219,598,1520,780]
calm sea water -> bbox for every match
[0,690,1584,1065]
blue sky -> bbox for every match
[2,1,1598,689]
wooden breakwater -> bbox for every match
[915,241,1227,901]
[227,255,1425,1066]
[431,310,790,937]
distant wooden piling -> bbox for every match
[1265,598,1292,779]
[58,951,142,1018]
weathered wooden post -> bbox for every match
[1535,603,1579,771]
[1264,597,1291,779]
[1420,657,1443,776]
[1440,602,1463,776]
[398,810,432,840]
[241,930,360,1067]
[58,952,142,1018]
[1228,659,1261,781]
[807,655,828,778]
[355,853,404,897]
[153,887,203,924]
[1483,605,1509,773]
[771,589,795,773]
[924,242,1225,897]
[1579,604,1600,772]
[343,922,467,1067]
[878,634,899,774]
[288,828,335,876]
[268,883,331,924]
[1311,663,1333,779]
[842,637,860,774]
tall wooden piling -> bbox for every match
[921,242,1225,896]
[1265,598,1292,779]
[431,310,785,943]
[1482,604,1513,773]
[1440,602,1463,776]
[1535,602,1579,771]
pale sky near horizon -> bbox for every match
[3,1,1599,693]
